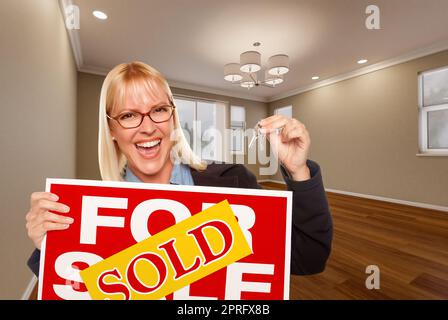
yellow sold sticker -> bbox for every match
[80,200,252,300]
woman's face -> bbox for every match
[109,81,175,181]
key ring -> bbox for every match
[248,122,283,149]
[248,123,261,149]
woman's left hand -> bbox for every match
[259,115,311,181]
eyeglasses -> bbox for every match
[107,105,175,129]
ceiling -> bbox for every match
[67,0,448,102]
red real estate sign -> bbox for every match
[38,178,292,300]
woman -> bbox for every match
[26,61,333,277]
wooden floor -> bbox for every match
[260,181,448,300]
[30,182,448,300]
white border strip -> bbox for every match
[46,178,291,197]
[283,190,292,300]
[58,0,83,69]
[257,180,448,212]
[78,65,109,76]
[21,276,37,300]
[325,188,448,213]
[268,40,448,102]
[37,178,52,300]
[77,65,267,103]
[258,179,286,185]
[416,153,448,157]
[168,80,267,102]
[75,42,448,105]
[59,0,448,106]
[39,178,292,300]
[37,233,47,300]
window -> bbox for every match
[230,106,246,155]
[274,105,292,118]
[174,96,228,162]
[419,67,448,155]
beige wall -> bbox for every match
[0,0,77,298]
[269,50,448,207]
[77,72,103,180]
[76,72,268,180]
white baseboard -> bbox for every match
[257,180,448,213]
[326,188,448,213]
[258,179,286,184]
[21,275,37,300]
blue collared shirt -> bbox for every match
[123,163,195,185]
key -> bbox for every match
[248,122,284,149]
[248,133,258,149]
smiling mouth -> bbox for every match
[135,139,161,149]
[135,139,162,157]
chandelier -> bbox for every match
[224,48,289,89]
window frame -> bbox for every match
[274,105,293,118]
[173,95,229,162]
[230,106,246,155]
[418,67,448,156]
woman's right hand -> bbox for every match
[25,192,73,250]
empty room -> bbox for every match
[0,0,447,303]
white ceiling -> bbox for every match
[68,0,448,102]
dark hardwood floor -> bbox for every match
[260,181,448,299]
[29,182,448,300]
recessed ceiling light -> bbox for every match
[357,59,368,64]
[93,10,108,20]
[312,76,320,80]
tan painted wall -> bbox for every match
[77,72,103,180]
[269,50,448,207]
[76,72,268,180]
[0,0,77,298]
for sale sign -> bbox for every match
[38,178,292,300]
[81,200,252,300]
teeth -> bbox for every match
[136,140,161,148]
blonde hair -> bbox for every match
[98,61,207,181]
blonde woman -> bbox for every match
[26,61,333,277]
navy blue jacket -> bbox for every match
[27,160,333,276]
